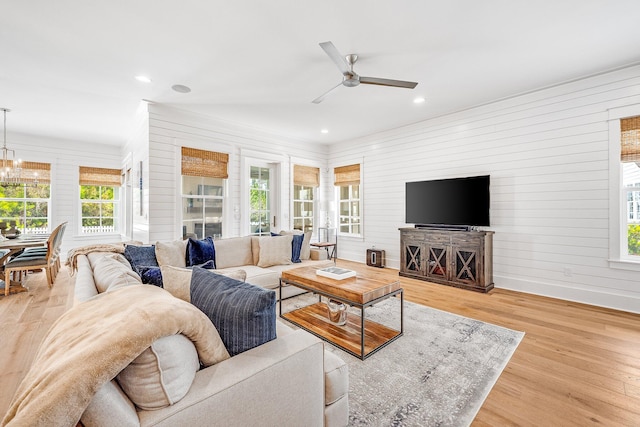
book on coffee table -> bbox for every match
[316,266,356,280]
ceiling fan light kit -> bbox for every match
[312,41,418,104]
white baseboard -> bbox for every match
[495,275,640,315]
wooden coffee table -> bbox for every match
[280,265,403,360]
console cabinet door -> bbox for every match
[450,245,481,288]
[401,238,424,276]
[425,244,449,281]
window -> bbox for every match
[250,165,272,235]
[79,166,121,234]
[181,147,228,239]
[0,161,51,234]
[334,163,361,236]
[621,117,640,258]
[293,165,319,233]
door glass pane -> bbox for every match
[250,166,271,235]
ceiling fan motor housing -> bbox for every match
[343,74,360,87]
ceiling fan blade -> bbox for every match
[319,41,350,75]
[360,76,418,89]
[312,81,343,104]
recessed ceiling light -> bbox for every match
[321,129,329,134]
[135,75,152,83]
[172,84,191,93]
[413,97,426,104]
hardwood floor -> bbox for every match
[1,262,639,426]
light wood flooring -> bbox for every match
[1,261,639,426]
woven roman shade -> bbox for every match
[621,116,640,162]
[181,147,229,179]
[79,166,121,186]
[20,161,51,184]
[334,164,360,186]
[294,165,319,187]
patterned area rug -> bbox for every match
[281,295,524,427]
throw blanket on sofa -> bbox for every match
[66,243,127,274]
[2,285,230,427]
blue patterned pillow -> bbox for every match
[187,237,216,268]
[124,245,158,269]
[135,266,163,287]
[271,233,303,263]
[190,267,276,356]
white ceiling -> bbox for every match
[3,1,640,146]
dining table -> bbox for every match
[0,234,50,295]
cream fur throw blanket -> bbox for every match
[2,285,230,427]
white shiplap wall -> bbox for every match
[9,132,124,258]
[145,104,329,243]
[329,65,640,313]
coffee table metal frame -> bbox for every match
[279,276,403,360]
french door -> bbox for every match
[249,163,277,235]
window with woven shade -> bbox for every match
[293,165,319,232]
[0,161,51,234]
[79,166,121,234]
[621,116,640,257]
[334,163,361,236]
[181,147,227,239]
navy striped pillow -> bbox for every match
[189,267,276,356]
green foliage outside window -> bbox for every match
[80,185,117,231]
[629,224,640,256]
[0,183,50,231]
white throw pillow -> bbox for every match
[93,254,142,293]
[155,240,187,268]
[257,235,293,268]
[116,334,199,410]
[213,236,253,269]
[161,265,247,303]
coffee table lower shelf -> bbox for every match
[281,301,402,360]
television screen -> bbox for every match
[405,175,490,227]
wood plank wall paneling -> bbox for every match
[328,65,640,313]
[8,134,124,257]
[146,104,329,243]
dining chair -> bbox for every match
[3,222,66,296]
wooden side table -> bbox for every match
[310,241,336,263]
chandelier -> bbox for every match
[1,108,29,185]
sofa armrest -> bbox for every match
[137,330,325,427]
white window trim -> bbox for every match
[79,185,120,235]
[289,158,324,234]
[335,161,364,240]
[608,103,640,271]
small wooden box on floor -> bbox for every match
[366,249,385,268]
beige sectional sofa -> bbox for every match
[71,237,348,427]
[213,234,334,299]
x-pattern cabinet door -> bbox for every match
[426,244,449,280]
[402,238,424,276]
[451,245,480,286]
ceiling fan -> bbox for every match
[312,41,418,104]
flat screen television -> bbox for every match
[405,175,490,228]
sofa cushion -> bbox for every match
[155,239,187,268]
[186,237,216,267]
[190,267,276,356]
[116,334,200,410]
[135,266,163,287]
[324,350,349,405]
[124,245,158,271]
[213,236,253,269]
[160,265,247,303]
[272,232,303,263]
[256,235,293,268]
[93,254,142,293]
[280,230,312,260]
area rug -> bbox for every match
[281,295,524,427]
